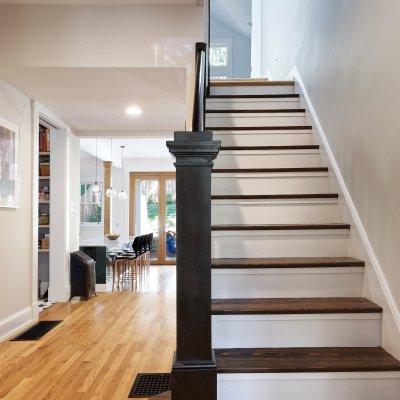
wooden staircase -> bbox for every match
[207,79,400,399]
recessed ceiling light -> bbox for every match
[126,106,143,116]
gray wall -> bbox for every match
[211,16,251,78]
[261,0,400,356]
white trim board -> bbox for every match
[287,65,400,357]
[0,306,36,343]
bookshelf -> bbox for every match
[38,123,51,300]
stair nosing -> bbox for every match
[211,257,365,269]
[211,297,382,315]
[208,125,312,131]
[212,167,328,174]
[212,193,338,200]
[207,94,300,99]
[206,109,306,114]
[219,145,319,151]
[211,224,350,231]
[215,347,400,374]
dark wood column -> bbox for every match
[167,131,221,400]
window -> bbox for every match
[210,45,228,67]
[80,183,103,226]
[210,40,233,79]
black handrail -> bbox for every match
[192,42,207,132]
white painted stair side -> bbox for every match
[212,198,339,225]
[214,149,321,169]
[210,85,295,96]
[212,172,331,195]
[212,313,381,348]
[211,267,364,299]
[212,229,350,258]
[206,97,300,111]
[217,372,400,400]
[206,112,306,128]
[214,129,313,146]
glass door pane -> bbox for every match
[135,178,160,261]
[165,178,176,261]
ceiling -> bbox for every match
[0,67,187,134]
[0,0,201,4]
[81,137,171,164]
[211,0,252,38]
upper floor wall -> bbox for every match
[0,4,203,68]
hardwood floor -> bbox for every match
[0,266,176,400]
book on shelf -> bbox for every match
[39,125,50,153]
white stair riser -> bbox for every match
[212,230,349,258]
[212,313,381,348]
[215,151,321,169]
[210,85,295,96]
[207,99,300,111]
[212,200,339,225]
[214,132,313,146]
[211,267,363,299]
[217,372,400,400]
[206,114,306,128]
[212,174,331,195]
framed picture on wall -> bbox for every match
[0,116,20,208]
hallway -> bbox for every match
[0,267,176,400]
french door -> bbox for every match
[129,172,176,265]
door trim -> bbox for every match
[129,172,176,265]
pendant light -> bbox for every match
[91,138,100,194]
[118,145,128,200]
[106,137,117,198]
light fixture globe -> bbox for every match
[106,186,117,198]
[91,182,101,193]
[118,190,127,200]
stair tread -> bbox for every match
[212,297,382,315]
[211,257,364,269]
[211,223,350,231]
[215,347,400,373]
[212,167,328,173]
[208,125,312,131]
[220,145,319,151]
[207,109,305,113]
[212,193,338,200]
[207,94,300,99]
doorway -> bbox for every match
[129,172,176,265]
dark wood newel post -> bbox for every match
[167,131,221,400]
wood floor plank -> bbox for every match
[215,347,400,373]
[211,297,382,315]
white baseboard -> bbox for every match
[288,66,400,356]
[96,284,109,292]
[0,306,37,343]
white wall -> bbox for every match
[0,79,34,340]
[0,4,203,68]
[261,0,400,356]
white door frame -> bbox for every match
[31,101,73,318]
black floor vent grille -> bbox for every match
[11,321,62,341]
[129,373,171,398]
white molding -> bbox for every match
[288,65,400,336]
[96,284,109,292]
[0,306,36,343]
